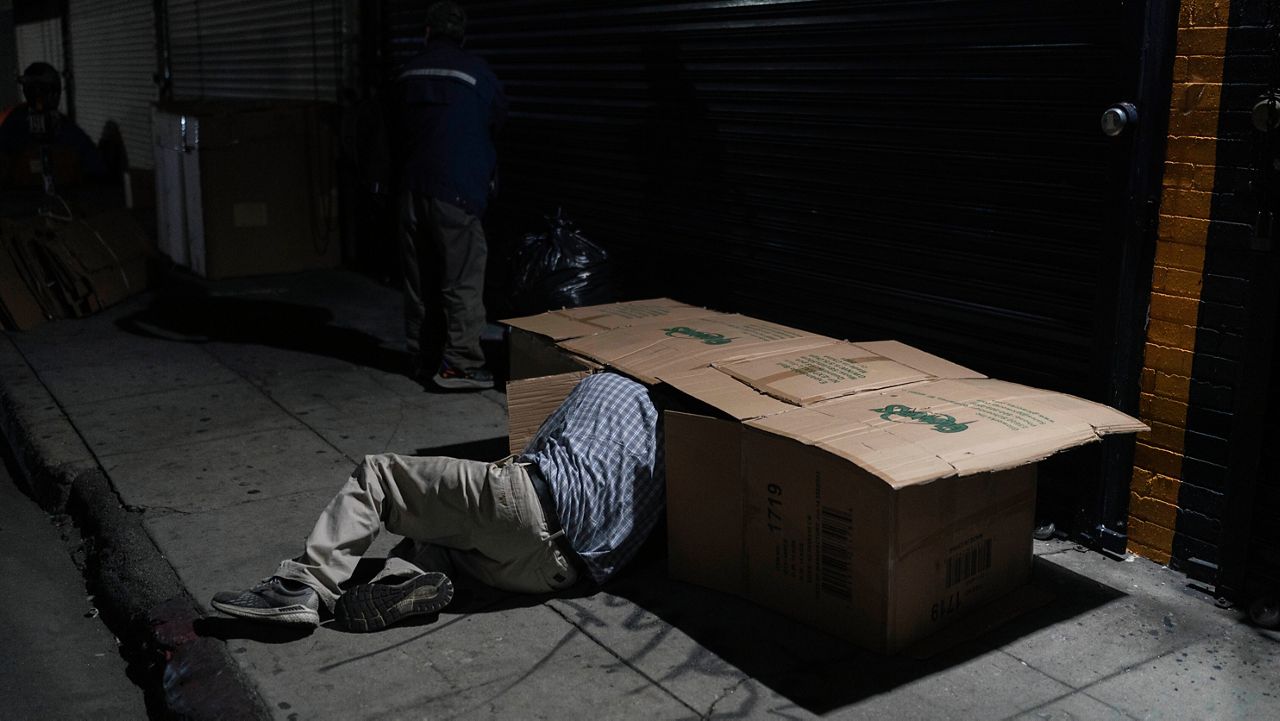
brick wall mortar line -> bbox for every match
[1129,0,1230,562]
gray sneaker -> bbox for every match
[432,362,494,391]
[210,577,321,626]
[333,572,454,632]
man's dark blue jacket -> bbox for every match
[397,39,506,215]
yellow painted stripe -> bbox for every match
[1126,5,1229,564]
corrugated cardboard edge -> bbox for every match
[664,412,747,597]
[506,370,594,455]
[744,378,1150,489]
[853,340,986,380]
[562,313,833,386]
[659,366,795,420]
[508,328,600,380]
[708,340,936,406]
[501,298,699,341]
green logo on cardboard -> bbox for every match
[871,404,970,433]
[662,326,734,345]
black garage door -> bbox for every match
[380,1,1174,537]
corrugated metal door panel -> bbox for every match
[68,0,156,170]
[14,18,63,82]
[167,0,343,101]
[384,0,1137,397]
[1,8,19,108]
[1247,330,1280,594]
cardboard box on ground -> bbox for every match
[503,299,1147,654]
[153,101,340,280]
[0,209,152,331]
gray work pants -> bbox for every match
[399,191,488,372]
[275,454,579,609]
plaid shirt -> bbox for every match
[520,373,665,583]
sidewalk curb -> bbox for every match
[0,334,272,721]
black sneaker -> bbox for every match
[432,361,494,391]
[334,572,455,632]
[210,577,321,626]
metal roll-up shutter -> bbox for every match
[1,6,19,109]
[67,0,157,169]
[14,17,63,79]
[383,0,1154,401]
[167,0,345,101]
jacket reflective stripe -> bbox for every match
[399,67,477,86]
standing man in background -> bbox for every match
[398,1,507,390]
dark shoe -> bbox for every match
[210,577,321,626]
[334,572,455,632]
[1032,521,1057,541]
[431,361,494,391]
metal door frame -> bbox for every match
[1074,0,1181,553]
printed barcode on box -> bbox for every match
[945,538,993,588]
[820,507,853,600]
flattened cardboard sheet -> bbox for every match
[660,367,795,420]
[557,299,705,328]
[560,313,834,384]
[502,298,702,341]
[853,340,985,380]
[712,340,934,405]
[748,378,1149,487]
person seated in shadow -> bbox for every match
[0,62,106,200]
[211,372,667,632]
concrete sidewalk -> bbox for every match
[2,269,1277,720]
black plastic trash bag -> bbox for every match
[508,208,620,315]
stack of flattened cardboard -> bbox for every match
[504,299,1147,653]
[0,210,152,330]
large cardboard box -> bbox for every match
[153,101,339,279]
[503,298,707,453]
[502,303,1147,652]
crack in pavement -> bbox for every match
[543,600,705,717]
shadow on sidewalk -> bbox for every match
[188,538,1122,714]
[116,287,408,376]
[593,553,1126,715]
[194,617,318,644]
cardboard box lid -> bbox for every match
[662,366,797,420]
[559,313,836,384]
[502,298,704,341]
[661,340,984,420]
[713,340,961,406]
[747,378,1148,487]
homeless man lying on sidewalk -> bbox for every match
[211,372,664,631]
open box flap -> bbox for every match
[746,378,1148,488]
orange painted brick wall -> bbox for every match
[1127,1,1230,565]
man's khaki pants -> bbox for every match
[275,454,579,609]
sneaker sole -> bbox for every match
[432,374,494,390]
[210,599,319,626]
[335,573,455,633]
